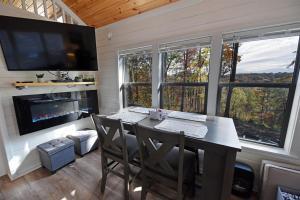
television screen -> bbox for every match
[0,15,98,71]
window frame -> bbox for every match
[216,36,300,147]
[159,43,211,114]
[119,47,153,108]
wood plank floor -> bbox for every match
[0,149,256,200]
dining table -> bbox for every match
[107,107,242,200]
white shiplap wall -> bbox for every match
[0,5,100,179]
[95,0,300,189]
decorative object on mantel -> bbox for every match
[14,81,96,89]
[74,75,83,82]
[82,74,95,82]
[36,74,44,83]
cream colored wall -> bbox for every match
[0,4,99,179]
[95,0,300,189]
[0,134,6,177]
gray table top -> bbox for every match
[138,116,242,152]
[111,108,242,152]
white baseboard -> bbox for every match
[8,162,41,181]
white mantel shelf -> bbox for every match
[13,81,96,89]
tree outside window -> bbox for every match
[218,36,300,147]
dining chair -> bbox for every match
[134,123,196,200]
[91,114,139,200]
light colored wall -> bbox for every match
[0,5,99,179]
[96,0,300,189]
[0,133,6,177]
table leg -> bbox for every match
[201,149,237,200]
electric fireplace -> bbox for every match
[13,90,99,135]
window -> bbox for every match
[217,35,300,147]
[160,37,211,113]
[120,47,152,108]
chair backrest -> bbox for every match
[91,114,126,158]
[134,123,185,180]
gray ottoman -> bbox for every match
[67,129,99,156]
[37,138,75,172]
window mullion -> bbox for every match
[160,53,167,108]
[281,36,300,147]
[152,44,160,108]
[207,34,223,115]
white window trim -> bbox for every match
[152,42,160,107]
[222,25,300,152]
[207,34,222,115]
[117,44,154,109]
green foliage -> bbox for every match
[123,42,295,146]
[162,47,211,113]
[125,54,152,82]
[164,47,210,83]
[124,53,152,107]
[218,42,295,145]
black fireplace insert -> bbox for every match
[13,90,99,135]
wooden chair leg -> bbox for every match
[124,166,130,200]
[101,156,108,193]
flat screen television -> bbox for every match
[0,15,98,71]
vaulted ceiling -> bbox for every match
[63,0,179,28]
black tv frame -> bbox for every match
[0,15,98,71]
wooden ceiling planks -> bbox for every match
[63,0,179,27]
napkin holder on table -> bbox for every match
[149,110,163,121]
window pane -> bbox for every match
[123,52,152,108]
[228,87,289,146]
[163,47,210,83]
[125,84,152,107]
[217,86,229,116]
[220,43,236,83]
[162,85,207,113]
[124,53,152,83]
[236,36,298,83]
[218,35,299,147]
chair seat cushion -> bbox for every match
[166,147,195,181]
[113,132,139,161]
[147,143,195,182]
